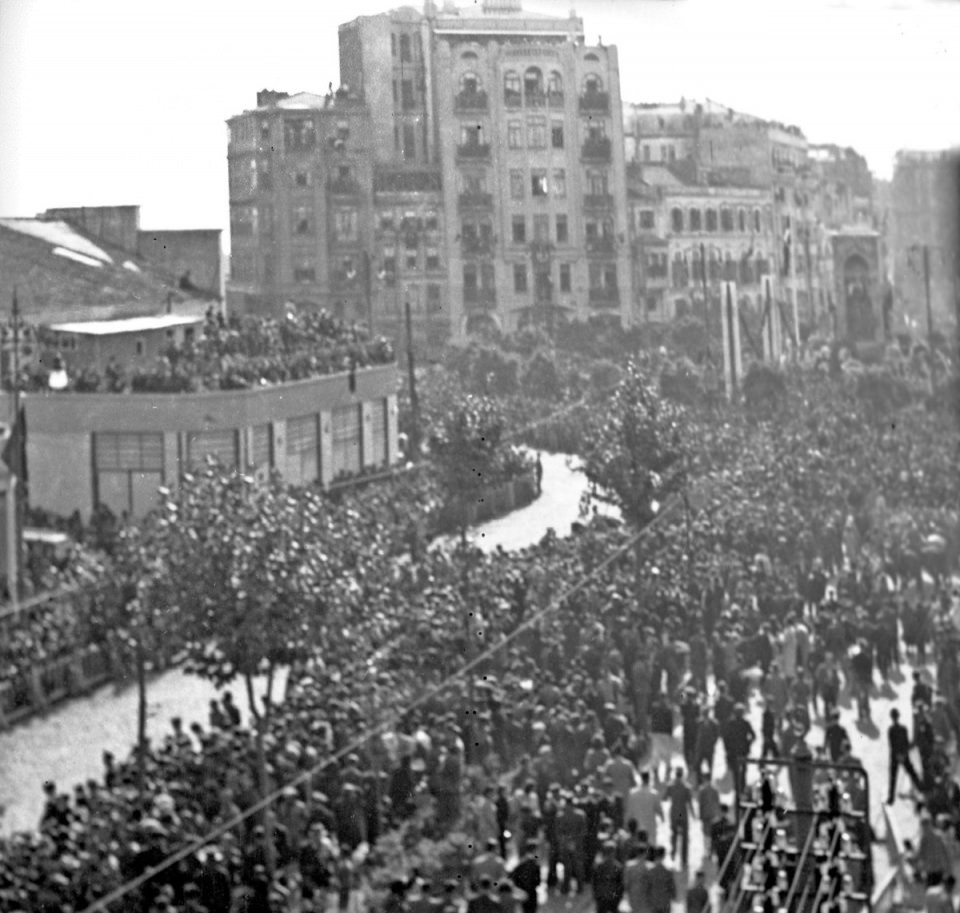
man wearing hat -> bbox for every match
[555,791,587,895]
[823,710,850,764]
[721,703,755,797]
[510,843,541,913]
[886,708,922,805]
[467,876,504,913]
[592,842,624,913]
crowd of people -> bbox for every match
[17,309,395,395]
[0,354,958,913]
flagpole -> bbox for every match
[11,288,22,605]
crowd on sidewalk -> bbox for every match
[0,370,958,913]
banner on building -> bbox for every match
[721,281,742,399]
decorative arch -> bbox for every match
[523,66,543,95]
[582,72,604,93]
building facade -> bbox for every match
[888,149,960,337]
[5,363,399,521]
[226,0,632,343]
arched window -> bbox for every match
[583,73,604,94]
[584,52,600,62]
[738,208,746,233]
[460,71,481,94]
[547,71,563,96]
[524,67,543,98]
[720,207,734,232]
[399,34,412,62]
[705,209,718,232]
[671,207,684,233]
[504,70,521,103]
[461,50,478,61]
[753,208,762,232]
[689,208,702,232]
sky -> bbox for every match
[0,0,958,233]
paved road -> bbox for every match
[0,453,593,835]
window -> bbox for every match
[294,206,313,235]
[738,209,747,233]
[555,214,568,244]
[689,209,702,232]
[403,124,416,160]
[639,210,655,231]
[460,72,481,94]
[527,116,546,148]
[231,205,257,237]
[426,284,442,314]
[369,400,389,468]
[426,248,440,270]
[583,73,603,93]
[671,208,684,232]
[425,211,439,231]
[401,80,415,110]
[559,263,571,292]
[604,264,618,289]
[259,119,270,141]
[510,170,524,200]
[460,122,483,146]
[588,170,608,195]
[533,214,550,243]
[547,71,563,94]
[753,208,762,232]
[400,34,412,62]
[380,212,396,232]
[643,145,651,163]
[705,209,718,232]
[513,263,528,293]
[283,118,316,151]
[285,414,319,485]
[508,120,522,149]
[406,250,418,270]
[512,215,526,244]
[504,70,521,101]
[334,209,358,242]
[391,33,397,57]
[524,66,543,96]
[135,338,145,357]
[551,121,564,149]
[589,262,602,288]
[668,146,676,162]
[251,424,273,470]
[294,170,311,188]
[463,263,478,291]
[331,405,362,477]
[531,170,548,197]
[94,432,164,518]
[720,208,734,232]
[552,169,566,198]
[187,429,238,469]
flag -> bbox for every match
[2,407,26,482]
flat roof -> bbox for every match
[50,314,205,336]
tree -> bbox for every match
[579,358,689,532]
[156,464,330,869]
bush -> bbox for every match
[590,359,623,394]
[855,367,914,419]
[521,350,561,400]
[669,317,709,362]
[660,357,705,406]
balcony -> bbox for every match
[581,137,612,161]
[327,177,362,197]
[464,287,497,308]
[456,142,491,160]
[525,90,547,108]
[458,191,493,211]
[586,236,615,255]
[504,90,522,109]
[584,193,614,211]
[547,90,565,107]
[579,91,610,113]
[455,90,488,113]
[589,286,620,307]
[645,265,669,281]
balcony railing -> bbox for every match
[581,137,612,161]
[589,286,620,307]
[525,90,547,108]
[584,193,614,210]
[579,91,610,113]
[327,178,362,196]
[504,90,522,108]
[458,191,493,211]
[464,287,497,308]
[586,236,615,255]
[455,90,488,112]
[456,143,491,160]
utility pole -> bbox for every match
[362,250,374,336]
[405,299,420,461]
[922,243,934,346]
[700,242,711,361]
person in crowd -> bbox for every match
[625,770,664,850]
[664,766,695,869]
[591,842,624,913]
[887,708,923,805]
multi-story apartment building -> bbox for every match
[226,0,632,344]
[888,149,960,336]
[627,164,776,325]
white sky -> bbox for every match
[0,0,958,232]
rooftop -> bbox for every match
[50,314,204,337]
[0,218,209,323]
